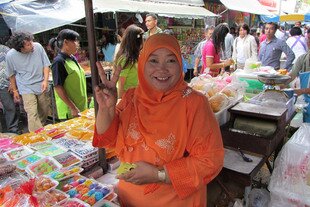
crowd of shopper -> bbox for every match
[1,13,310,205]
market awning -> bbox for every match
[0,0,85,34]
[261,13,310,23]
[220,0,273,16]
[93,0,217,19]
[0,0,216,34]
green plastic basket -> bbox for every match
[239,77,264,94]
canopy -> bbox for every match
[0,0,85,34]
[261,13,310,23]
[93,0,217,19]
[220,0,273,16]
[0,0,217,34]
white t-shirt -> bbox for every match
[236,38,245,64]
[286,35,308,63]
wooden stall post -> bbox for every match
[84,0,108,174]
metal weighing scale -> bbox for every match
[219,74,295,188]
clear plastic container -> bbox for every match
[34,175,59,193]
[49,166,83,181]
[66,178,112,206]
[52,137,84,150]
[54,151,83,169]
[71,144,98,160]
[37,144,67,157]
[26,157,62,177]
[49,189,69,204]
[16,153,45,171]
[29,141,54,151]
[56,198,90,207]
[3,146,34,161]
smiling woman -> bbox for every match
[93,34,224,206]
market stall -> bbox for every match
[0,109,119,206]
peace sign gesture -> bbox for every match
[95,61,122,110]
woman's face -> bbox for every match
[144,48,181,92]
[239,27,247,38]
[65,39,79,55]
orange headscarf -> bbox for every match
[129,34,189,162]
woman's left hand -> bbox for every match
[117,161,159,185]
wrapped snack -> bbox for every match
[117,162,137,175]
[34,176,58,192]
[209,93,229,113]
[0,185,13,205]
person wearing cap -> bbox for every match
[143,13,162,40]
[193,25,215,76]
[93,34,224,206]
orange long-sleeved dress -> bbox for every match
[93,88,224,207]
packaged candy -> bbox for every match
[29,141,54,151]
[26,157,62,177]
[117,162,137,175]
[52,138,84,150]
[49,166,83,181]
[3,146,34,161]
[34,176,58,192]
[58,198,90,207]
[49,189,69,203]
[16,153,44,171]
[71,144,98,160]
[67,178,112,206]
[37,144,67,157]
[54,152,83,168]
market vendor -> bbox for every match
[286,39,310,123]
[50,29,87,119]
[202,23,234,76]
[93,34,224,206]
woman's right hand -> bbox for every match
[224,58,234,67]
[95,62,122,110]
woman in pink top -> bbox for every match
[202,24,234,77]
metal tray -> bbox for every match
[257,74,290,85]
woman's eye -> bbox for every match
[148,58,158,63]
[167,58,177,63]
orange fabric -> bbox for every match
[93,34,224,206]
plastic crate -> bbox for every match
[238,77,264,93]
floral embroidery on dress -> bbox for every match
[154,155,161,165]
[127,116,141,141]
[182,87,193,98]
[141,142,149,151]
[155,133,176,154]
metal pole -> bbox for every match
[278,0,282,22]
[84,0,108,174]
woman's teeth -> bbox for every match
[157,77,168,81]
